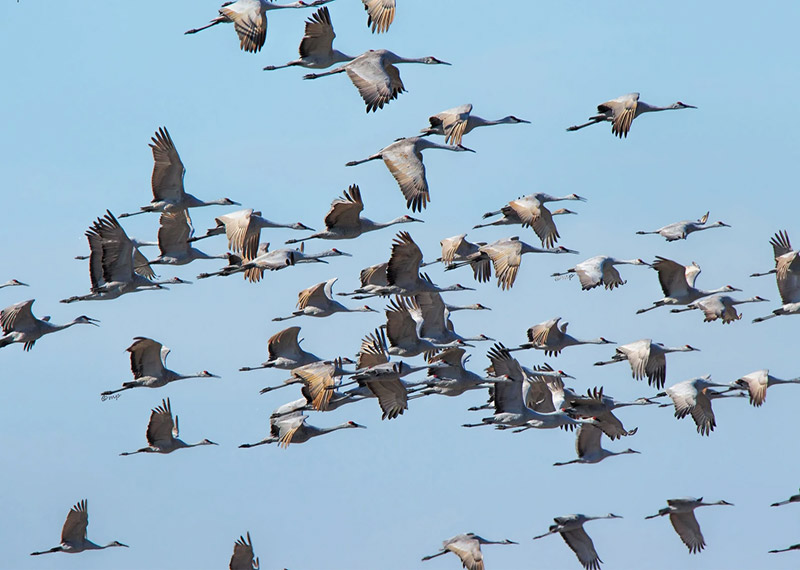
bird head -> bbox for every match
[555,246,579,254]
[568,194,588,202]
[169,277,192,285]
[201,439,218,446]
[199,370,220,378]
[347,421,367,429]
[402,215,424,223]
[424,56,450,65]
[293,222,314,231]
[723,285,742,292]
[222,198,241,205]
[673,102,697,109]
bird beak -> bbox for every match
[209,440,219,445]
[718,222,731,227]
[298,223,315,231]
[457,144,476,153]
[87,317,101,326]
[561,372,575,379]
[573,194,588,202]
[682,103,698,108]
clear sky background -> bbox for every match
[2,1,799,569]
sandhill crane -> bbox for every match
[285,185,421,244]
[514,317,614,357]
[382,299,470,358]
[0,279,27,289]
[751,230,800,322]
[566,93,696,138]
[260,358,357,411]
[420,104,530,146]
[119,128,238,218]
[448,237,578,290]
[60,211,190,303]
[476,193,585,249]
[190,209,313,261]
[0,300,98,351]
[772,490,800,507]
[734,369,800,407]
[560,386,653,440]
[263,7,353,70]
[670,294,769,323]
[240,411,365,448]
[407,291,492,344]
[239,326,320,371]
[552,256,650,291]
[421,533,517,570]
[533,513,622,570]
[345,137,473,211]
[273,278,377,321]
[30,500,128,556]
[420,234,491,283]
[230,532,259,570]
[100,337,219,396]
[150,210,227,265]
[636,212,730,241]
[120,398,217,455]
[594,340,699,389]
[553,424,640,466]
[420,347,500,397]
[362,0,395,33]
[645,497,733,553]
[185,0,332,53]
[305,50,450,113]
[636,256,739,314]
[769,544,800,554]
[657,376,734,436]
[462,344,594,430]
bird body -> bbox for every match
[553,424,640,466]
[594,339,698,389]
[658,376,732,435]
[636,212,730,241]
[637,256,739,313]
[422,347,497,397]
[0,300,98,351]
[553,256,649,291]
[734,369,800,407]
[517,317,613,357]
[30,500,128,556]
[304,50,451,113]
[645,497,733,553]
[476,193,584,248]
[346,137,473,212]
[752,230,800,322]
[240,326,320,372]
[567,93,696,138]
[263,6,353,70]
[671,294,768,323]
[273,278,377,321]
[101,337,219,396]
[150,210,227,265]
[120,398,217,455]
[239,411,365,448]
[421,103,530,145]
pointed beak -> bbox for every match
[683,104,698,109]
[457,144,476,153]
[87,317,101,327]
[298,223,315,231]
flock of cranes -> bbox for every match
[5,1,798,569]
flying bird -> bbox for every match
[346,137,473,212]
[645,497,733,553]
[239,411,365,448]
[30,500,128,556]
[263,6,353,70]
[533,513,622,570]
[304,50,450,113]
[230,532,259,570]
[515,317,614,357]
[185,0,333,53]
[656,376,734,436]
[566,93,696,138]
[239,326,320,372]
[101,337,219,396]
[120,398,218,455]
[594,339,699,389]
[670,294,768,323]
[552,256,649,291]
[119,127,239,218]
[636,257,739,314]
[734,369,800,407]
[771,489,800,508]
[752,230,800,322]
[420,103,530,146]
[553,424,640,467]
[421,533,517,570]
[636,212,730,241]
[0,299,98,351]
[272,278,377,321]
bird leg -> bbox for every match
[184,17,226,35]
[421,551,448,562]
[303,66,347,80]
[566,115,607,132]
[345,153,382,167]
[272,312,302,322]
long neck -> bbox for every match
[735,297,765,305]
[331,50,355,65]
[637,101,675,114]
[701,286,735,296]
[320,423,353,435]
[370,217,410,230]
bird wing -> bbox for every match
[277,414,308,448]
[157,210,193,257]
[299,6,335,58]
[132,247,156,279]
[221,2,267,53]
[642,344,667,389]
[482,240,522,290]
[446,537,484,570]
[508,198,560,248]
[61,500,89,545]
[128,337,167,378]
[296,280,330,310]
[653,256,691,297]
[267,326,303,360]
[618,341,651,381]
[738,370,768,406]
[360,262,389,287]
[428,346,466,367]
[293,360,338,410]
[362,0,396,33]
[0,299,36,334]
[358,330,389,369]
[89,211,138,284]
[324,184,363,230]
[230,532,256,570]
[592,410,629,440]
[486,345,525,413]
[776,252,800,303]
[149,127,185,202]
[346,52,405,113]
[146,399,176,447]
[381,143,428,212]
[387,231,423,288]
[365,378,408,419]
[690,390,716,435]
[527,318,563,348]
[385,297,421,349]
[769,230,792,260]
[669,512,705,553]
[574,259,604,290]
[560,528,601,570]
[576,423,603,458]
[665,381,697,419]
[216,209,260,261]
[412,292,448,339]
[440,234,468,265]
[524,377,557,413]
[601,92,638,138]
[600,262,625,290]
[436,104,473,146]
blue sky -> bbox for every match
[2,1,800,568]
